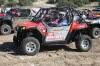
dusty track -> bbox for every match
[0,34,100,66]
[33,0,56,7]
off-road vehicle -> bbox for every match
[0,8,36,35]
[13,6,92,55]
[88,8,100,39]
[92,8,100,17]
[85,17,100,39]
[75,9,100,39]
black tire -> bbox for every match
[20,37,40,55]
[75,35,92,52]
[13,36,20,47]
[91,27,100,39]
[0,24,11,35]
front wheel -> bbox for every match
[75,35,92,52]
[20,37,40,55]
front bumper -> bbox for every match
[14,26,26,37]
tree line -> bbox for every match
[49,0,100,8]
[0,0,99,7]
[0,0,37,7]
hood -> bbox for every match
[18,22,38,29]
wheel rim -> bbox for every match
[81,39,90,49]
[3,28,9,33]
[94,31,99,37]
[26,42,36,53]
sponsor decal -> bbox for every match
[53,28,64,31]
[47,35,66,40]
[47,32,54,36]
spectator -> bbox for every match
[81,11,87,19]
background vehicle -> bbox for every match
[0,8,36,35]
[85,17,100,39]
[6,8,37,17]
[13,7,92,55]
[75,8,100,39]
[92,8,100,17]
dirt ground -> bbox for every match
[32,0,56,7]
[0,34,100,66]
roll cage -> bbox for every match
[31,6,73,25]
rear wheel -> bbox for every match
[91,27,100,39]
[20,37,40,55]
[0,24,11,35]
[75,35,92,52]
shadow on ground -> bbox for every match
[0,42,77,56]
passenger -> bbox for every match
[50,11,68,26]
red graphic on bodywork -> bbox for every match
[47,32,54,36]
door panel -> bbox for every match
[45,25,71,42]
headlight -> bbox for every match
[14,26,26,36]
[15,26,26,31]
[22,27,26,29]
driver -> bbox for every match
[51,12,68,26]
